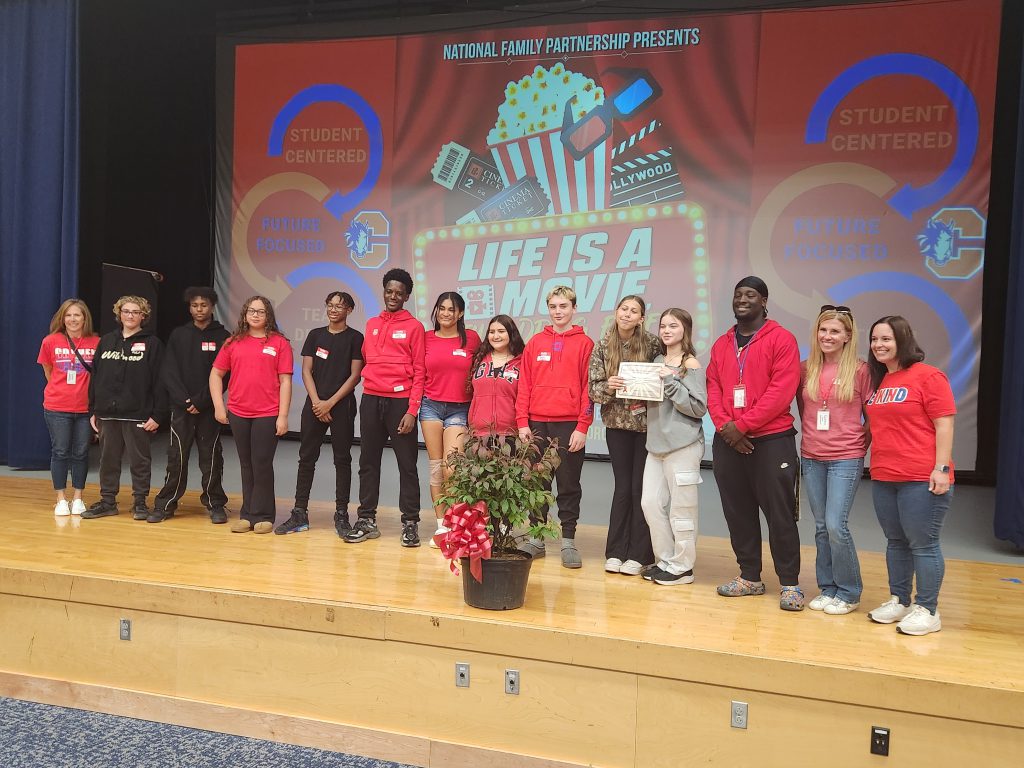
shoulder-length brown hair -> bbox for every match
[868,315,925,390]
[49,299,96,337]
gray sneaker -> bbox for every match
[560,539,582,569]
[344,517,380,544]
[519,537,546,558]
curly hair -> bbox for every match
[113,295,152,325]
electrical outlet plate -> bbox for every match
[505,669,520,695]
[730,701,748,729]
[119,618,131,641]
[871,726,890,756]
[455,662,470,688]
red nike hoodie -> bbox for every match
[361,309,426,416]
[515,325,595,433]
[706,319,800,437]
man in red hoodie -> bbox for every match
[345,268,426,547]
[707,276,804,610]
[516,286,595,568]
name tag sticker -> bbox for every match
[453,348,467,357]
[201,341,217,352]
[262,346,277,357]
[816,409,830,431]
[392,330,407,339]
[537,352,551,362]
[131,343,146,354]
[393,384,405,392]
[316,347,329,359]
[66,369,77,385]
[733,385,746,408]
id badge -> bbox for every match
[733,385,746,408]
[66,369,77,385]
[816,409,830,431]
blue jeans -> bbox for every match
[872,481,952,613]
[801,457,864,603]
[43,410,93,490]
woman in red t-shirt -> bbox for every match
[210,296,293,534]
[864,315,955,637]
[467,314,525,438]
[798,306,872,616]
[37,299,100,516]
[420,292,480,544]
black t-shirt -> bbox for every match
[300,326,364,401]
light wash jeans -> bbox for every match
[872,481,953,613]
[801,457,864,603]
[641,441,703,575]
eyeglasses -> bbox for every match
[820,304,852,317]
[120,309,144,316]
[246,308,267,316]
[325,303,351,311]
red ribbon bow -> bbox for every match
[434,501,493,582]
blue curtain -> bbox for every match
[995,28,1024,550]
[0,0,79,469]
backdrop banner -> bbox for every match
[217,0,1000,464]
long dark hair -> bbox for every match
[229,295,283,344]
[467,314,525,389]
[431,291,468,347]
[868,315,925,390]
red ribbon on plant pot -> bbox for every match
[435,501,492,582]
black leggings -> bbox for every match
[227,412,279,524]
[605,427,654,563]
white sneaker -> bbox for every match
[868,596,912,624]
[619,560,644,576]
[54,500,70,517]
[824,599,860,615]
[429,525,449,549]
[70,499,86,516]
[604,557,623,573]
[896,605,942,636]
[808,594,835,611]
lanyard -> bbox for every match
[732,326,762,383]
[819,364,838,409]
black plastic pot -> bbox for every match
[460,551,534,610]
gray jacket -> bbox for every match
[646,354,708,456]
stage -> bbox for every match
[0,477,1021,767]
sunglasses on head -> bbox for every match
[820,304,852,316]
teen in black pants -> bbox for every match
[152,287,230,524]
[276,291,364,537]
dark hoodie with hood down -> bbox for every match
[162,320,230,412]
[361,308,426,416]
[515,324,594,433]
[89,327,169,423]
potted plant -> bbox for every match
[434,433,561,610]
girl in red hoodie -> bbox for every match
[467,315,525,438]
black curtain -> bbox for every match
[0,0,80,469]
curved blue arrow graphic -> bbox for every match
[268,84,383,219]
[806,54,979,220]
[285,261,381,315]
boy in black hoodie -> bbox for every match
[151,287,231,524]
[83,295,168,520]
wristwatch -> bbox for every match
[935,465,950,473]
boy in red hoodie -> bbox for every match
[345,268,426,547]
[516,286,595,568]
[706,276,803,610]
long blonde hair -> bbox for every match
[604,295,660,376]
[805,308,859,402]
[49,299,96,337]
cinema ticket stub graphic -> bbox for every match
[456,176,551,224]
[431,141,505,203]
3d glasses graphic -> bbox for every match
[560,68,663,161]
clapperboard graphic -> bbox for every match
[609,120,685,208]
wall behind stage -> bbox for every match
[216,0,1000,467]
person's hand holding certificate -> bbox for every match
[615,362,664,402]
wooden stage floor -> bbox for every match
[0,477,1021,767]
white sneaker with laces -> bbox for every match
[604,558,623,573]
[70,499,86,516]
[54,500,70,517]
[868,596,912,624]
[619,560,643,576]
[896,605,942,636]
[808,594,835,611]
[824,599,860,615]
[429,525,449,549]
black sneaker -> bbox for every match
[81,500,118,519]
[146,507,174,524]
[275,507,309,535]
[334,510,352,538]
[131,500,150,521]
[210,507,228,524]
[641,565,665,582]
[653,569,695,586]
[344,517,380,544]
[400,521,421,548]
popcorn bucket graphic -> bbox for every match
[488,127,611,215]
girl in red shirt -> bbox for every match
[864,316,955,636]
[37,299,99,516]
[467,314,525,438]
[210,296,293,534]
[420,292,480,544]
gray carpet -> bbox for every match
[0,697,416,768]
